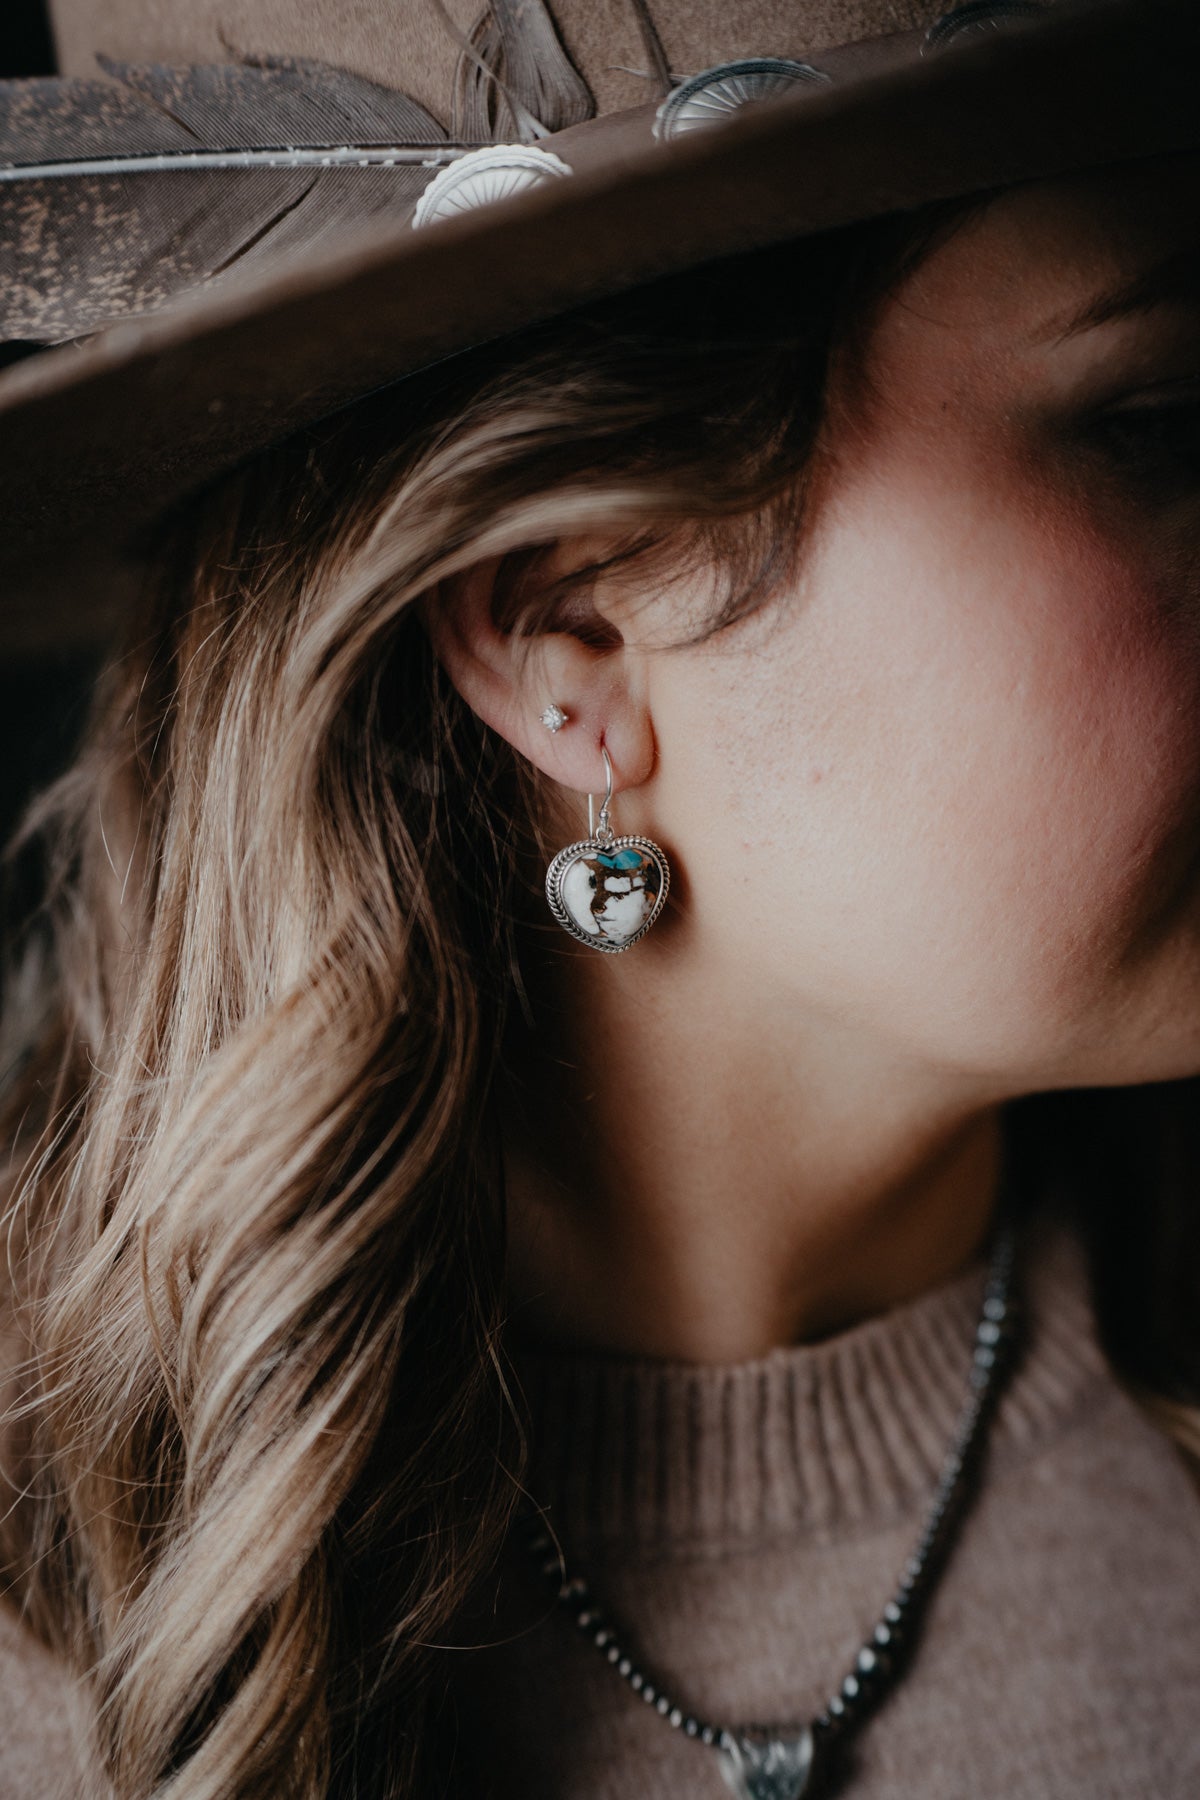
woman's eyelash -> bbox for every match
[1090,381,1200,479]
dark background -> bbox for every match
[2,2,99,853]
[1,0,54,79]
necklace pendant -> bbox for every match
[717,1725,816,1800]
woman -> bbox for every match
[1,2,1199,1797]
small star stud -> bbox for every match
[540,703,569,734]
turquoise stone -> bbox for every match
[597,847,646,872]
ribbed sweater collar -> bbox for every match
[509,1206,1106,1554]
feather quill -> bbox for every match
[0,55,457,342]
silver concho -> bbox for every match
[545,835,670,953]
[653,59,831,142]
[412,143,573,228]
[717,1725,816,1800]
[923,0,1050,53]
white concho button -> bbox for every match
[412,143,573,228]
[653,58,831,141]
[923,1,1049,54]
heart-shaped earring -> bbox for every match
[544,741,670,953]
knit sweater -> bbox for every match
[445,1205,1200,1799]
[2,1206,1198,1799]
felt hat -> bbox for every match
[2,0,1199,652]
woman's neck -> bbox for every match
[501,937,1007,1363]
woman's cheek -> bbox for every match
[801,472,1200,1052]
[919,501,1200,1030]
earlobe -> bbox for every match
[420,553,656,796]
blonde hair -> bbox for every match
[1,197,1197,1799]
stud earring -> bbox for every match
[540,702,569,733]
[544,744,671,953]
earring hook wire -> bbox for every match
[588,745,615,842]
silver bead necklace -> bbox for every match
[518,1213,1021,1800]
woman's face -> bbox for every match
[626,149,1200,1091]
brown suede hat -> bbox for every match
[2,0,1199,652]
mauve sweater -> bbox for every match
[445,1202,1200,1799]
[2,1202,1199,1799]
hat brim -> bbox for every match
[2,0,1198,653]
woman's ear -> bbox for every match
[420,543,656,795]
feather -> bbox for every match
[449,0,594,142]
[625,0,674,96]
[0,55,457,342]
